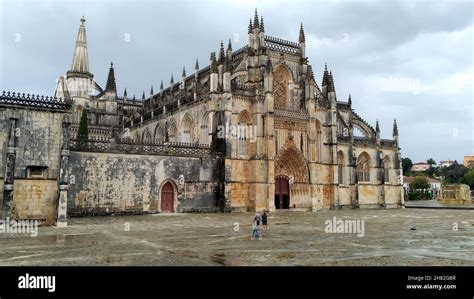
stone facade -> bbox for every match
[0,94,71,224]
[124,11,404,212]
[67,152,222,215]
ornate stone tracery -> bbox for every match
[273,65,291,108]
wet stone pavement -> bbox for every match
[0,209,473,266]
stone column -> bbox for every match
[351,153,360,208]
[2,118,18,220]
[56,120,71,227]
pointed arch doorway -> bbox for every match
[275,176,290,209]
[160,182,175,213]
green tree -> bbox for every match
[402,157,413,174]
[444,161,468,184]
[462,168,474,189]
[77,108,89,143]
[410,176,430,190]
[426,158,436,167]
[426,166,438,177]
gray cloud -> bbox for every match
[1,0,472,163]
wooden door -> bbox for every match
[274,177,290,209]
[161,182,174,212]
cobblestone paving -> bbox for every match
[0,209,473,266]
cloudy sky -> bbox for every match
[1,0,472,163]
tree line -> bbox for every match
[402,157,474,190]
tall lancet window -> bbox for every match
[338,151,345,185]
[357,152,371,182]
[167,119,178,143]
[181,113,194,143]
[154,123,165,143]
[315,120,322,162]
[237,110,252,157]
[200,111,209,144]
[383,155,391,183]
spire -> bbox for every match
[260,16,265,32]
[142,91,145,100]
[182,66,186,77]
[322,63,330,87]
[170,74,174,85]
[224,56,230,73]
[248,18,253,34]
[299,23,306,43]
[306,65,314,81]
[328,70,335,92]
[305,65,316,84]
[69,17,91,76]
[218,41,225,63]
[195,59,199,70]
[253,8,259,29]
[348,94,352,106]
[150,85,154,95]
[227,39,232,52]
[123,88,128,98]
[210,52,217,73]
[160,80,164,90]
[393,119,398,137]
[376,120,380,133]
[105,62,116,93]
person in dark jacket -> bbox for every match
[262,211,268,230]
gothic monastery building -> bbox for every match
[0,10,404,226]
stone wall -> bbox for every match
[67,151,222,215]
[337,186,351,207]
[384,184,403,208]
[0,105,68,223]
[440,184,471,204]
[10,110,63,178]
[12,179,58,225]
[358,183,380,208]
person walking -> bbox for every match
[254,212,262,227]
[262,211,268,230]
[251,220,261,240]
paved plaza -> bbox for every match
[0,208,473,266]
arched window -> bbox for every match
[142,129,152,143]
[133,133,141,143]
[383,155,391,183]
[167,118,178,142]
[315,120,322,162]
[200,110,209,144]
[338,151,345,185]
[181,113,194,143]
[154,123,165,143]
[357,152,371,182]
[237,110,252,157]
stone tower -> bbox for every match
[65,17,95,108]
